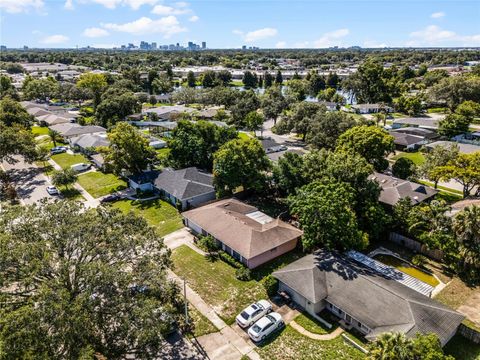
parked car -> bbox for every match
[236,300,272,328]
[46,185,59,195]
[247,312,284,342]
[100,194,120,203]
[70,163,91,172]
[50,146,68,155]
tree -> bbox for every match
[105,122,156,175]
[200,70,217,88]
[95,87,140,127]
[429,76,480,109]
[272,152,307,196]
[168,120,237,171]
[392,157,416,179]
[453,205,480,281]
[394,95,423,116]
[342,60,390,103]
[22,77,58,102]
[77,72,108,109]
[146,69,159,94]
[275,70,283,85]
[242,71,258,89]
[0,201,182,359]
[0,123,37,164]
[435,152,480,198]
[264,72,273,88]
[337,125,395,171]
[306,111,356,149]
[455,100,480,118]
[0,95,32,127]
[438,113,471,138]
[229,90,260,127]
[0,75,17,99]
[326,72,339,88]
[261,85,288,124]
[152,73,173,94]
[307,70,326,96]
[279,102,324,141]
[285,79,307,101]
[213,138,270,195]
[215,70,232,86]
[48,128,62,147]
[289,180,368,251]
[51,168,78,190]
[245,111,264,137]
[419,144,459,188]
[186,71,197,87]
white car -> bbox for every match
[248,312,284,342]
[236,300,272,328]
[46,185,59,195]
[70,163,91,172]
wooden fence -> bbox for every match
[458,323,480,344]
[388,232,444,261]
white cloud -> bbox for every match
[313,28,349,48]
[40,34,69,44]
[102,16,187,37]
[275,41,286,48]
[0,0,44,13]
[84,0,157,9]
[234,27,277,43]
[64,0,74,9]
[430,11,445,19]
[151,3,189,15]
[363,40,387,48]
[188,15,199,22]
[83,27,109,38]
[293,41,310,48]
[408,25,480,46]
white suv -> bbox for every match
[236,300,272,328]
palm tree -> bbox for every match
[368,332,413,360]
[453,205,480,278]
[48,129,62,148]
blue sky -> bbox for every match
[1,0,479,48]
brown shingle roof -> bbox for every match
[182,198,303,259]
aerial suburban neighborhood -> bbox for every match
[1,1,480,359]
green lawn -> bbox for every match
[256,325,365,360]
[187,305,218,339]
[293,313,331,335]
[112,199,183,237]
[77,172,126,199]
[444,334,480,360]
[31,126,50,136]
[171,245,268,325]
[51,153,89,169]
[238,132,252,141]
[58,186,84,201]
[392,151,426,165]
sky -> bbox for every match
[0,0,479,49]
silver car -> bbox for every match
[236,300,272,328]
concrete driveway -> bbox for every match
[1,156,53,205]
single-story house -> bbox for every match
[70,133,110,153]
[392,127,438,140]
[425,141,480,154]
[148,139,167,149]
[389,131,427,151]
[37,113,72,126]
[143,105,195,120]
[261,138,287,154]
[273,250,463,346]
[128,171,161,192]
[351,103,393,114]
[27,107,51,118]
[183,198,303,269]
[392,117,439,130]
[49,123,107,140]
[154,167,216,210]
[369,172,438,206]
[318,101,338,111]
[90,153,106,170]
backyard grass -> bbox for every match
[187,305,218,339]
[238,132,252,141]
[77,172,126,198]
[391,151,426,165]
[293,313,331,335]
[434,277,478,310]
[112,199,183,237]
[51,153,89,169]
[31,126,50,136]
[256,325,365,360]
[171,245,267,325]
[444,333,480,360]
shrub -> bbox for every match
[217,251,242,268]
[412,254,427,267]
[262,275,278,297]
[198,235,219,253]
[235,267,252,281]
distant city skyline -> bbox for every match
[1,0,479,49]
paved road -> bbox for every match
[1,156,52,205]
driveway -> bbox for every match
[1,156,52,205]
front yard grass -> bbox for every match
[391,151,426,165]
[444,333,480,360]
[256,325,365,360]
[187,305,218,339]
[112,199,183,237]
[51,153,89,170]
[31,126,49,136]
[171,245,267,325]
[77,172,126,198]
[293,313,331,335]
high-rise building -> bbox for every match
[202,41,206,49]
[151,42,157,50]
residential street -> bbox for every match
[1,156,51,205]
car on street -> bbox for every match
[100,194,120,203]
[50,146,68,155]
[247,312,284,342]
[71,163,91,172]
[46,185,59,195]
[236,300,272,328]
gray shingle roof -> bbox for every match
[426,141,480,154]
[389,132,426,146]
[393,117,439,129]
[70,133,110,149]
[154,167,214,201]
[273,250,464,345]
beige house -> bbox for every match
[182,198,303,269]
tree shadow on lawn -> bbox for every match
[60,187,82,200]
